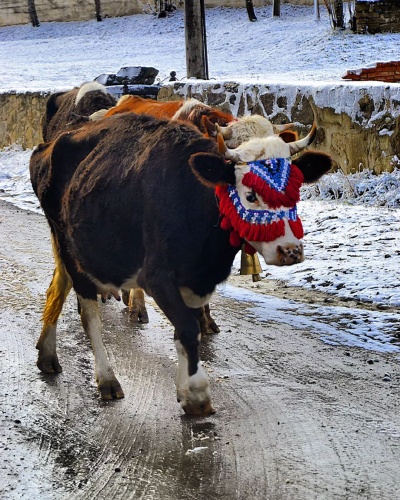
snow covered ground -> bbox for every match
[1,5,400,91]
[0,6,399,352]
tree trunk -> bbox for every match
[184,0,209,79]
[28,0,40,27]
[334,0,345,28]
[273,0,281,17]
[94,0,102,21]
[314,0,320,20]
[245,0,257,21]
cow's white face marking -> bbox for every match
[224,115,275,148]
[179,287,213,308]
[249,221,305,265]
[231,135,292,163]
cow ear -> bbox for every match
[189,152,235,187]
[200,115,217,138]
[279,130,298,143]
[292,151,333,183]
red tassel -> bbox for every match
[221,217,231,230]
[216,184,303,248]
[230,230,242,247]
[288,218,304,239]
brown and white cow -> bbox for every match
[95,94,235,134]
[40,84,232,329]
[92,93,294,148]
[30,111,331,416]
[42,81,116,142]
[90,92,296,325]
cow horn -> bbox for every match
[273,122,294,133]
[216,123,233,140]
[289,122,317,155]
[218,133,242,162]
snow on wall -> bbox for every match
[169,79,400,127]
[160,79,400,174]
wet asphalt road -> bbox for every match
[1,200,400,500]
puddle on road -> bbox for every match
[218,283,400,354]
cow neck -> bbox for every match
[215,158,304,254]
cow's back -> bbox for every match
[105,95,182,119]
[36,113,232,291]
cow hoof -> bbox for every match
[98,379,125,400]
[181,400,216,417]
[200,322,220,334]
[37,354,62,374]
[129,307,149,324]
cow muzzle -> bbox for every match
[251,239,304,267]
[276,242,304,266]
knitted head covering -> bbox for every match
[216,158,304,254]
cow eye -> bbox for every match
[245,191,259,204]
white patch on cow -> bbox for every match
[224,114,275,148]
[179,287,213,308]
[230,135,292,163]
[249,220,304,265]
[115,94,132,106]
[89,109,108,121]
[39,324,57,359]
[78,296,117,383]
[174,340,210,409]
[175,339,189,402]
[172,98,209,121]
[75,81,107,105]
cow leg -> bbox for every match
[36,254,72,374]
[122,287,149,323]
[198,304,220,334]
[77,296,124,400]
[142,275,214,416]
[174,334,214,416]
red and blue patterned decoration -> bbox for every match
[216,158,304,253]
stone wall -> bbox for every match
[355,0,400,34]
[159,81,400,175]
[0,91,49,148]
[0,0,147,27]
[2,81,400,175]
[0,1,319,27]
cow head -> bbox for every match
[201,114,296,148]
[190,123,332,266]
[216,114,295,148]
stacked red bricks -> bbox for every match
[342,61,400,83]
